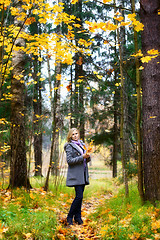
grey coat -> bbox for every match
[64,141,91,187]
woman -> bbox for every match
[64,128,91,225]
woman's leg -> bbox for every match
[74,185,85,221]
[67,185,85,223]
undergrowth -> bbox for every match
[89,181,160,240]
[1,177,160,239]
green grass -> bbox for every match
[89,181,159,240]
[0,176,114,239]
[1,177,160,240]
[0,187,57,240]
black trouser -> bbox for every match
[67,185,85,219]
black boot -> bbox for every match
[67,217,73,225]
[74,218,83,225]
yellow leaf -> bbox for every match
[38,57,43,62]
[71,0,79,4]
[23,233,33,239]
[103,0,112,3]
[25,17,36,25]
[40,78,45,81]
[56,74,61,81]
[150,116,157,119]
[32,9,39,15]
[147,49,159,55]
[120,21,130,26]
[104,40,109,44]
[114,16,124,22]
[139,66,144,70]
[141,56,153,63]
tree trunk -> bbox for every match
[70,64,74,128]
[112,7,118,178]
[114,0,129,196]
[79,62,85,141]
[131,0,144,202]
[44,13,62,190]
[10,0,30,188]
[120,0,130,170]
[117,26,129,197]
[33,56,42,177]
[140,0,160,202]
[73,53,79,128]
[0,5,4,99]
[44,64,61,190]
[112,84,118,178]
[51,62,61,176]
[51,12,62,177]
[73,0,85,137]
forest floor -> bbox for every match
[1,177,160,239]
[2,153,160,239]
[55,191,113,240]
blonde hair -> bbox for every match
[67,128,79,142]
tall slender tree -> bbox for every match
[29,20,43,177]
[117,25,129,197]
[131,0,144,202]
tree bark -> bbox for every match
[140,0,160,202]
[10,0,30,188]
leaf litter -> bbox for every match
[55,193,113,240]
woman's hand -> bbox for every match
[83,153,90,159]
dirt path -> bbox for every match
[55,193,113,240]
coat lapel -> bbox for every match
[69,142,83,154]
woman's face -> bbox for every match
[71,130,79,141]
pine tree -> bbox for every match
[140,0,160,202]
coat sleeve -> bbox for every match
[66,144,84,166]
